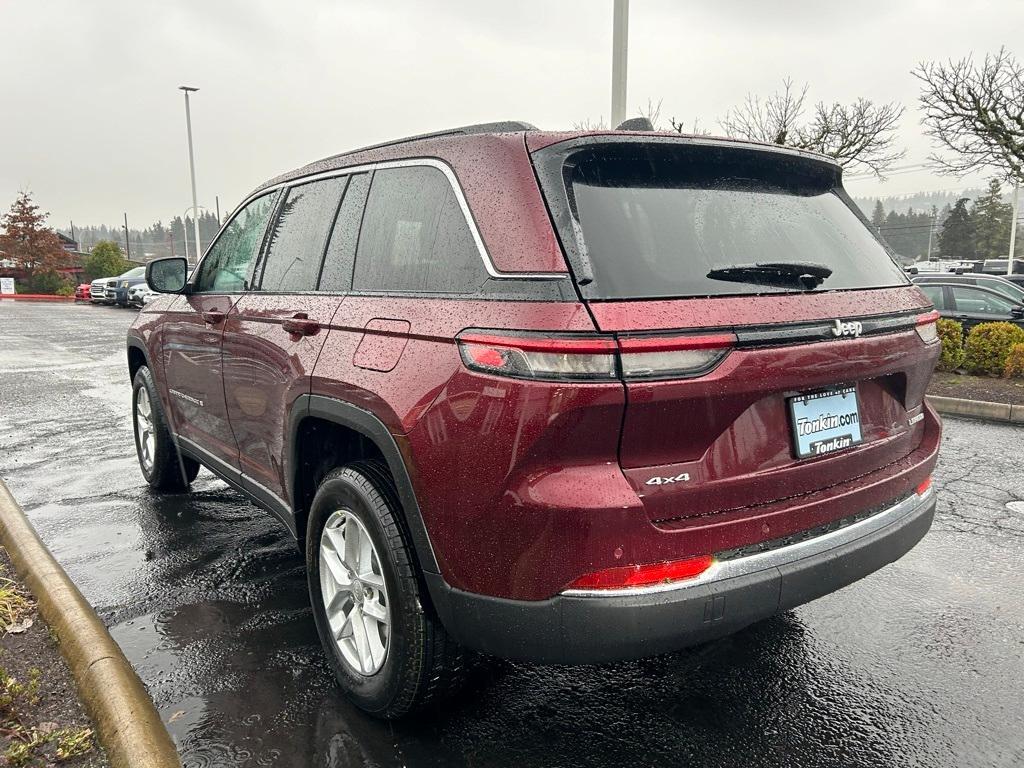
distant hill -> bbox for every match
[853,188,987,217]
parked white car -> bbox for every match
[127,284,155,307]
[90,277,116,303]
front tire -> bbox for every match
[132,366,199,492]
[307,461,468,718]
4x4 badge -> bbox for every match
[832,319,863,338]
[645,473,691,486]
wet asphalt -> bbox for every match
[0,300,1022,768]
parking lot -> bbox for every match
[1,300,1022,768]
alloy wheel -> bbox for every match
[319,509,391,675]
[135,386,155,472]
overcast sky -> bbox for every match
[2,0,1020,229]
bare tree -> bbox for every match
[638,98,663,128]
[668,116,711,135]
[571,116,608,131]
[720,79,905,177]
[720,78,808,145]
[797,99,905,176]
[913,48,1024,181]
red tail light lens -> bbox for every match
[565,555,716,591]
[457,333,618,380]
[916,476,932,495]
[915,310,940,344]
[457,331,735,381]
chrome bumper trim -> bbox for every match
[562,487,934,598]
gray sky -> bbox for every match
[2,0,1019,229]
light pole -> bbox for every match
[611,0,629,128]
[1008,182,1020,276]
[179,85,202,260]
[182,206,207,265]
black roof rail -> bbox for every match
[323,121,539,163]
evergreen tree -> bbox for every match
[870,200,885,231]
[971,178,1012,259]
[938,198,975,260]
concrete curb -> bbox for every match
[0,294,76,301]
[927,394,1024,424]
[0,478,181,768]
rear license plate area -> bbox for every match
[789,386,863,459]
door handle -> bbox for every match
[202,310,226,325]
[282,313,321,336]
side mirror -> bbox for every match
[146,257,188,294]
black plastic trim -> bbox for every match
[177,436,297,537]
[290,395,440,575]
[427,494,935,664]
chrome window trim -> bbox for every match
[561,487,935,598]
[196,158,568,284]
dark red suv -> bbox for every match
[127,122,941,717]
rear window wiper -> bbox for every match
[706,262,833,290]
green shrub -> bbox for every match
[1004,343,1024,378]
[55,283,74,296]
[962,322,1024,376]
[935,318,964,371]
[26,269,65,295]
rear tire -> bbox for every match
[131,366,199,492]
[306,461,468,718]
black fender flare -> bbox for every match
[125,335,151,378]
[288,394,440,576]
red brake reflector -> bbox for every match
[916,476,932,496]
[466,345,506,368]
[566,554,716,591]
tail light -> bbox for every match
[565,554,716,591]
[916,476,932,495]
[618,333,735,379]
[915,311,940,344]
[457,331,735,381]
[457,333,617,380]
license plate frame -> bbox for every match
[788,386,863,459]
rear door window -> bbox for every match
[918,284,945,309]
[318,173,371,292]
[259,178,347,292]
[951,286,1016,315]
[195,193,277,293]
[352,165,485,294]
[537,142,909,300]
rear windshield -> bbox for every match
[547,142,908,299]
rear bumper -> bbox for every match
[428,488,935,664]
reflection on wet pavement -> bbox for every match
[1,302,1022,767]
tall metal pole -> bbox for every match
[123,213,131,260]
[611,0,629,128]
[926,209,937,261]
[1008,182,1020,276]
[180,85,202,260]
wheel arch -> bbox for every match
[288,394,440,576]
[126,336,150,383]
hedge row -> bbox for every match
[935,319,1024,378]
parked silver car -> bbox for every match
[90,277,115,303]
